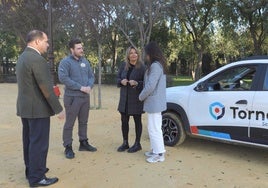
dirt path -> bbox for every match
[0,83,268,188]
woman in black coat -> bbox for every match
[117,46,146,153]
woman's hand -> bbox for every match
[121,79,128,86]
[129,80,138,87]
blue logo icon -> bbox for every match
[209,102,225,120]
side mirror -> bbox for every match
[194,81,208,92]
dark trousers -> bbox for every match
[21,117,50,185]
[63,96,89,147]
[120,113,142,143]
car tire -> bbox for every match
[162,112,186,146]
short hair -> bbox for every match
[26,30,45,43]
[68,38,82,49]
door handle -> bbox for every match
[235,100,247,105]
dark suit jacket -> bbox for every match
[117,62,145,115]
[16,47,63,118]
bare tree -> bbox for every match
[107,0,166,52]
[76,0,114,108]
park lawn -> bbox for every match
[170,75,194,87]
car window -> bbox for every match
[207,65,257,91]
[263,67,268,90]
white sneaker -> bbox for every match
[146,154,165,163]
[144,151,155,157]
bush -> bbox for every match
[93,73,192,87]
[95,73,117,85]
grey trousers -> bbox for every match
[63,95,90,147]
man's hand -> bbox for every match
[57,110,65,120]
[80,86,91,94]
[121,79,128,86]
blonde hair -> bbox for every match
[124,46,142,70]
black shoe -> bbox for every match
[65,145,75,159]
[117,140,129,152]
[79,140,97,152]
[26,168,49,179]
[45,168,49,173]
[127,142,142,153]
[30,177,58,187]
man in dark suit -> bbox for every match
[16,30,65,187]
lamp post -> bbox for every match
[48,0,60,97]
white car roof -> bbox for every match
[197,57,268,83]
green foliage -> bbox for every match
[0,31,19,60]
[0,0,267,79]
[217,0,268,55]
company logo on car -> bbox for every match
[209,102,225,120]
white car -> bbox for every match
[162,56,268,148]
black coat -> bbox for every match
[117,62,146,115]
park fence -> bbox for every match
[0,61,174,86]
[0,60,16,83]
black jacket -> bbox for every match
[117,62,146,115]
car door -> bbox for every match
[188,64,259,142]
[249,64,268,145]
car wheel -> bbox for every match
[162,112,186,146]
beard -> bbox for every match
[73,51,83,59]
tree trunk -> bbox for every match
[194,51,203,81]
[249,26,262,55]
[247,10,264,56]
[252,36,262,55]
[111,32,118,73]
[97,42,102,109]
